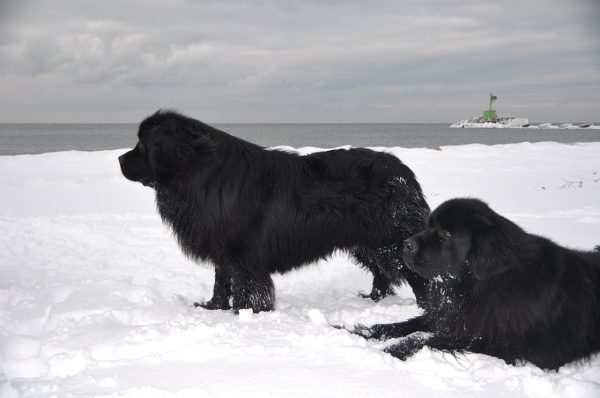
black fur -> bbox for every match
[119,109,430,313]
[352,198,600,370]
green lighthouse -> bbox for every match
[483,92,498,119]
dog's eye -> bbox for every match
[443,230,451,238]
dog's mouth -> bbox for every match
[403,252,435,279]
[403,250,416,271]
[140,178,155,188]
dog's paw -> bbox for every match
[194,299,231,311]
[350,324,380,339]
[359,287,396,302]
[333,324,382,340]
[331,324,347,331]
[383,334,429,360]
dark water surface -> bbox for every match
[1,123,599,156]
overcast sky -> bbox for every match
[0,0,598,123]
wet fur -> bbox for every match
[353,198,600,370]
[119,110,430,313]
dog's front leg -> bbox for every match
[352,316,427,340]
[195,265,233,310]
[230,264,276,313]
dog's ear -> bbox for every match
[150,118,219,172]
[466,213,513,281]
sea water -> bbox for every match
[1,123,599,156]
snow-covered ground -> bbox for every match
[1,142,600,398]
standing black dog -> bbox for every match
[119,109,430,313]
[352,198,600,370]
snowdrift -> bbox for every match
[1,142,600,397]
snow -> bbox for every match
[1,142,600,397]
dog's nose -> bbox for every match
[404,238,417,253]
[118,154,125,165]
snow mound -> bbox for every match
[1,143,599,397]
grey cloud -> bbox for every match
[0,0,598,122]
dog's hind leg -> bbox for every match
[353,245,428,304]
[352,248,395,301]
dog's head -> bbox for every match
[403,198,520,281]
[118,109,219,188]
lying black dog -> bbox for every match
[352,198,600,370]
[119,109,430,313]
